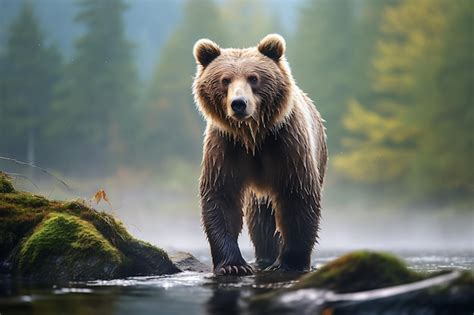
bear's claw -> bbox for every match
[216,264,254,276]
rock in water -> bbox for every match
[19,213,123,280]
[0,172,180,281]
[294,251,422,293]
[169,251,212,273]
[250,250,474,314]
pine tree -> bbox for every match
[52,0,137,174]
[0,1,61,166]
[142,0,226,165]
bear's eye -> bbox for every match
[248,75,259,85]
[221,78,231,86]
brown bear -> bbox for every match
[192,34,327,275]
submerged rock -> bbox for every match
[250,251,474,314]
[0,172,179,281]
[294,251,422,293]
[170,251,212,273]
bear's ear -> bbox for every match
[258,34,286,61]
[193,39,221,67]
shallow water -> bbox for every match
[0,249,472,315]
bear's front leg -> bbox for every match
[268,188,321,272]
[201,181,254,276]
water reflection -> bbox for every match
[206,289,241,315]
[1,250,472,315]
[203,271,303,315]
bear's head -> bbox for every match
[193,34,295,149]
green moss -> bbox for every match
[0,184,53,260]
[0,175,179,280]
[120,239,180,275]
[79,209,131,245]
[19,213,122,280]
[0,211,44,260]
[1,192,49,209]
[293,251,422,293]
[0,173,14,193]
[64,200,89,212]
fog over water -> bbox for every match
[6,174,471,255]
[120,200,474,252]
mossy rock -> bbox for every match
[250,251,473,313]
[293,251,422,293]
[0,173,14,193]
[19,213,122,280]
[120,240,178,276]
[0,172,180,280]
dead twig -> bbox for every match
[3,172,40,190]
[0,156,72,191]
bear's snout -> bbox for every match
[231,97,248,117]
[226,78,256,121]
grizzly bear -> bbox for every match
[192,34,327,275]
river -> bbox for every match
[0,249,472,315]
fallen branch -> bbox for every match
[0,156,71,191]
[4,172,40,190]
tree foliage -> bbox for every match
[142,0,227,165]
[51,0,137,174]
[0,2,61,166]
[220,0,277,47]
[334,0,473,201]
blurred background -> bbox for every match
[0,0,472,253]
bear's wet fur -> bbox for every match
[193,34,327,275]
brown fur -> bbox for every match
[193,34,327,275]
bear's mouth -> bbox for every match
[230,113,251,122]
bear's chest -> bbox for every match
[239,136,291,185]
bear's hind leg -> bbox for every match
[246,196,281,270]
[268,189,321,272]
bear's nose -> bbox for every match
[231,97,248,115]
